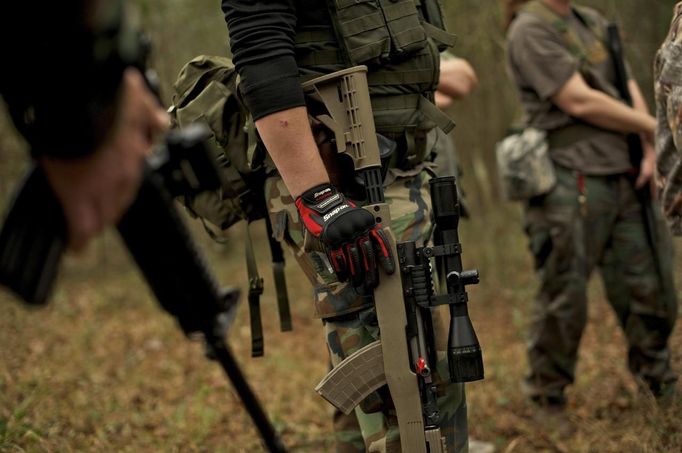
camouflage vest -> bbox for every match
[295,0,456,167]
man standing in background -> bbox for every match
[505,0,678,437]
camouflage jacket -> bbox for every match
[655,1,682,235]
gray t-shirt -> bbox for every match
[506,4,632,175]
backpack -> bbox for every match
[495,127,556,201]
[170,55,292,357]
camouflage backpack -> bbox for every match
[495,127,556,201]
[171,55,292,357]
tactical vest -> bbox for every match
[294,0,457,167]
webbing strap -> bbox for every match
[418,96,455,134]
[197,216,230,244]
[245,115,259,169]
[245,222,264,357]
[367,68,436,86]
[265,214,292,332]
[372,93,421,111]
[296,50,343,67]
[422,21,457,48]
[372,94,453,132]
[295,28,336,44]
[220,158,250,199]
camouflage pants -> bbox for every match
[266,168,468,452]
[523,165,678,402]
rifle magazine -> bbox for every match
[315,340,386,415]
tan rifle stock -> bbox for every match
[302,67,445,453]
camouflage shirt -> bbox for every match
[655,2,682,235]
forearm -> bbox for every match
[223,0,333,197]
[553,73,656,139]
[255,106,329,197]
[571,89,655,137]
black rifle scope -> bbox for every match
[430,176,484,383]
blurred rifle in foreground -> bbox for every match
[0,26,287,450]
[0,124,287,453]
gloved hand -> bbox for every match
[295,183,395,289]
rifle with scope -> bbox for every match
[303,66,483,453]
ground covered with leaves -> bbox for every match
[1,206,680,453]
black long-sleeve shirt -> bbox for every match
[221,0,331,120]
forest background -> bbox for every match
[1,1,681,452]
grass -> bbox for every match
[1,204,680,453]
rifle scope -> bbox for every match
[430,177,484,383]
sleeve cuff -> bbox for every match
[239,56,306,121]
[539,62,578,101]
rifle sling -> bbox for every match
[245,222,265,357]
[265,214,292,332]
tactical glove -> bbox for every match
[295,183,395,289]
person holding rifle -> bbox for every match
[504,0,678,436]
[222,1,471,451]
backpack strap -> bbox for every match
[245,222,264,357]
[265,214,292,332]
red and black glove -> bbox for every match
[295,183,395,289]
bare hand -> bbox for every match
[635,141,657,199]
[437,58,478,100]
[41,68,169,251]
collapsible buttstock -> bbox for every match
[302,66,381,171]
